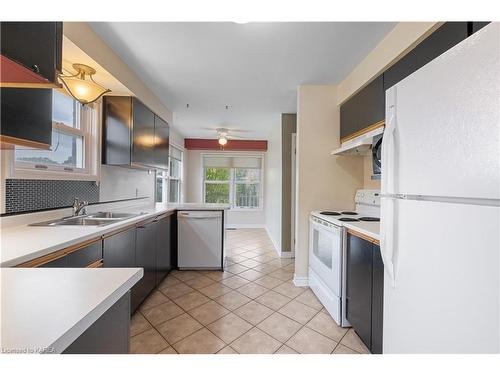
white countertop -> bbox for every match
[0,202,229,267]
[0,267,142,354]
[342,220,380,241]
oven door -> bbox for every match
[309,217,342,296]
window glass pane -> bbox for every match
[205,167,230,181]
[169,179,179,203]
[170,158,181,179]
[52,90,79,128]
[235,168,260,182]
[15,129,84,168]
[235,183,259,208]
[205,183,230,203]
[156,176,163,203]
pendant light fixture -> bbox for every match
[59,63,111,104]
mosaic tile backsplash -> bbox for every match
[5,179,100,214]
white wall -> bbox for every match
[264,121,282,251]
[295,85,364,283]
[184,149,266,227]
[99,165,155,203]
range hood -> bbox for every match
[331,126,384,156]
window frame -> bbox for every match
[156,144,183,204]
[10,90,100,181]
[201,153,264,211]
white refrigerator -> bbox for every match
[381,23,500,353]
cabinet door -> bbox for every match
[154,115,170,170]
[0,88,52,147]
[102,96,132,165]
[339,95,358,140]
[384,22,468,90]
[371,244,384,354]
[0,22,62,83]
[471,22,489,34]
[103,227,136,268]
[66,241,103,268]
[132,221,157,311]
[155,215,172,286]
[356,75,384,131]
[132,98,155,167]
[39,255,67,268]
[346,234,373,349]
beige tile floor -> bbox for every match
[130,228,370,354]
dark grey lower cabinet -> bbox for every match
[371,244,384,354]
[155,214,172,286]
[63,292,130,354]
[132,221,157,312]
[39,240,102,268]
[103,227,136,268]
[346,234,373,349]
[346,233,384,354]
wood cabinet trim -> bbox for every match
[347,228,380,246]
[87,259,104,268]
[16,237,102,268]
[0,135,51,150]
[101,224,137,239]
[340,120,385,144]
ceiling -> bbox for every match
[90,22,396,139]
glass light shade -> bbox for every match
[59,64,111,104]
[218,137,228,146]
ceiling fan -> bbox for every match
[214,127,248,145]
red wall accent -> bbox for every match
[184,138,268,151]
[1,55,50,84]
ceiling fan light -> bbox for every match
[218,137,228,146]
[59,63,111,104]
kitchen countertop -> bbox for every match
[0,267,142,354]
[342,220,380,241]
[0,202,230,267]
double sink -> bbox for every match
[31,212,143,227]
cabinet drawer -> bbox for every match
[39,255,67,268]
[66,241,103,268]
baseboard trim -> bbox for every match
[227,224,265,229]
[293,275,309,287]
[265,226,294,260]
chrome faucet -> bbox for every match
[72,197,89,216]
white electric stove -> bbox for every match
[308,190,380,327]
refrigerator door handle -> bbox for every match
[381,87,398,286]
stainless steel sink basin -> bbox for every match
[86,212,138,219]
[30,212,141,227]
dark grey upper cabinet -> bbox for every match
[102,96,168,170]
[384,22,468,91]
[0,88,53,147]
[103,227,136,268]
[1,22,62,84]
[153,115,170,170]
[340,75,384,140]
[102,96,132,165]
[132,98,155,167]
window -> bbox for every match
[13,89,98,179]
[203,155,263,209]
[156,145,183,203]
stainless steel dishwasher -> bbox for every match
[177,210,223,269]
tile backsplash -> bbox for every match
[5,179,100,214]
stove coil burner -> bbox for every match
[338,217,359,222]
[341,211,358,215]
[320,211,341,216]
[358,217,380,222]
